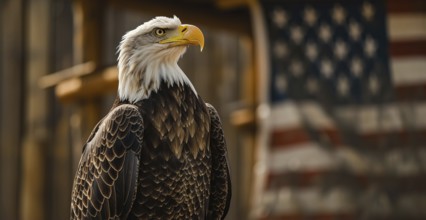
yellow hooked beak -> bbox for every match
[159,25,205,51]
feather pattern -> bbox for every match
[71,105,144,219]
[127,82,212,219]
[71,82,231,219]
[206,104,232,219]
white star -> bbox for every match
[290,59,304,77]
[319,23,332,43]
[351,57,363,77]
[274,41,288,59]
[349,20,362,41]
[305,42,318,61]
[364,35,377,57]
[272,8,288,28]
[337,75,350,97]
[290,25,304,44]
[320,59,334,78]
[275,74,287,93]
[369,74,380,95]
[362,2,375,21]
[334,39,348,60]
[332,4,346,25]
[304,7,317,26]
[307,77,319,94]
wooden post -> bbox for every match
[20,0,51,219]
[71,0,104,170]
[73,0,103,66]
[0,0,25,219]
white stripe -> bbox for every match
[401,102,426,130]
[269,101,302,129]
[391,57,426,85]
[269,143,339,172]
[300,102,336,129]
[336,102,426,134]
[388,14,426,40]
[337,147,425,175]
[270,101,335,129]
[356,105,403,133]
[270,101,426,134]
[261,187,426,215]
[269,145,426,175]
[261,187,354,214]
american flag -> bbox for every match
[266,0,391,105]
[253,0,426,219]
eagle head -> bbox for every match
[117,16,204,102]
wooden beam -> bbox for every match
[72,0,105,156]
[38,61,95,89]
[55,67,118,102]
[108,0,252,37]
[231,108,255,129]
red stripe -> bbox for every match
[387,0,426,14]
[395,83,426,101]
[269,128,310,147]
[270,128,343,149]
[266,170,426,191]
[270,128,426,149]
[266,170,328,188]
[362,129,426,146]
[390,40,426,57]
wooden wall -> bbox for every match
[1,0,75,219]
[0,0,25,219]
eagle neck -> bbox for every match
[118,47,197,103]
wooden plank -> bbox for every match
[108,0,252,36]
[55,66,118,102]
[20,0,51,219]
[73,0,104,65]
[71,0,105,166]
[0,0,24,219]
[47,1,74,218]
[50,114,73,220]
[38,61,95,88]
[231,108,255,128]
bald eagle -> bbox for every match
[70,16,231,219]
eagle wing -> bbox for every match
[206,103,232,219]
[71,104,143,219]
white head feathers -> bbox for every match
[117,16,196,102]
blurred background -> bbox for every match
[0,0,425,219]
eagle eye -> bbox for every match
[154,28,166,37]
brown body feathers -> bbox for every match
[71,82,231,219]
